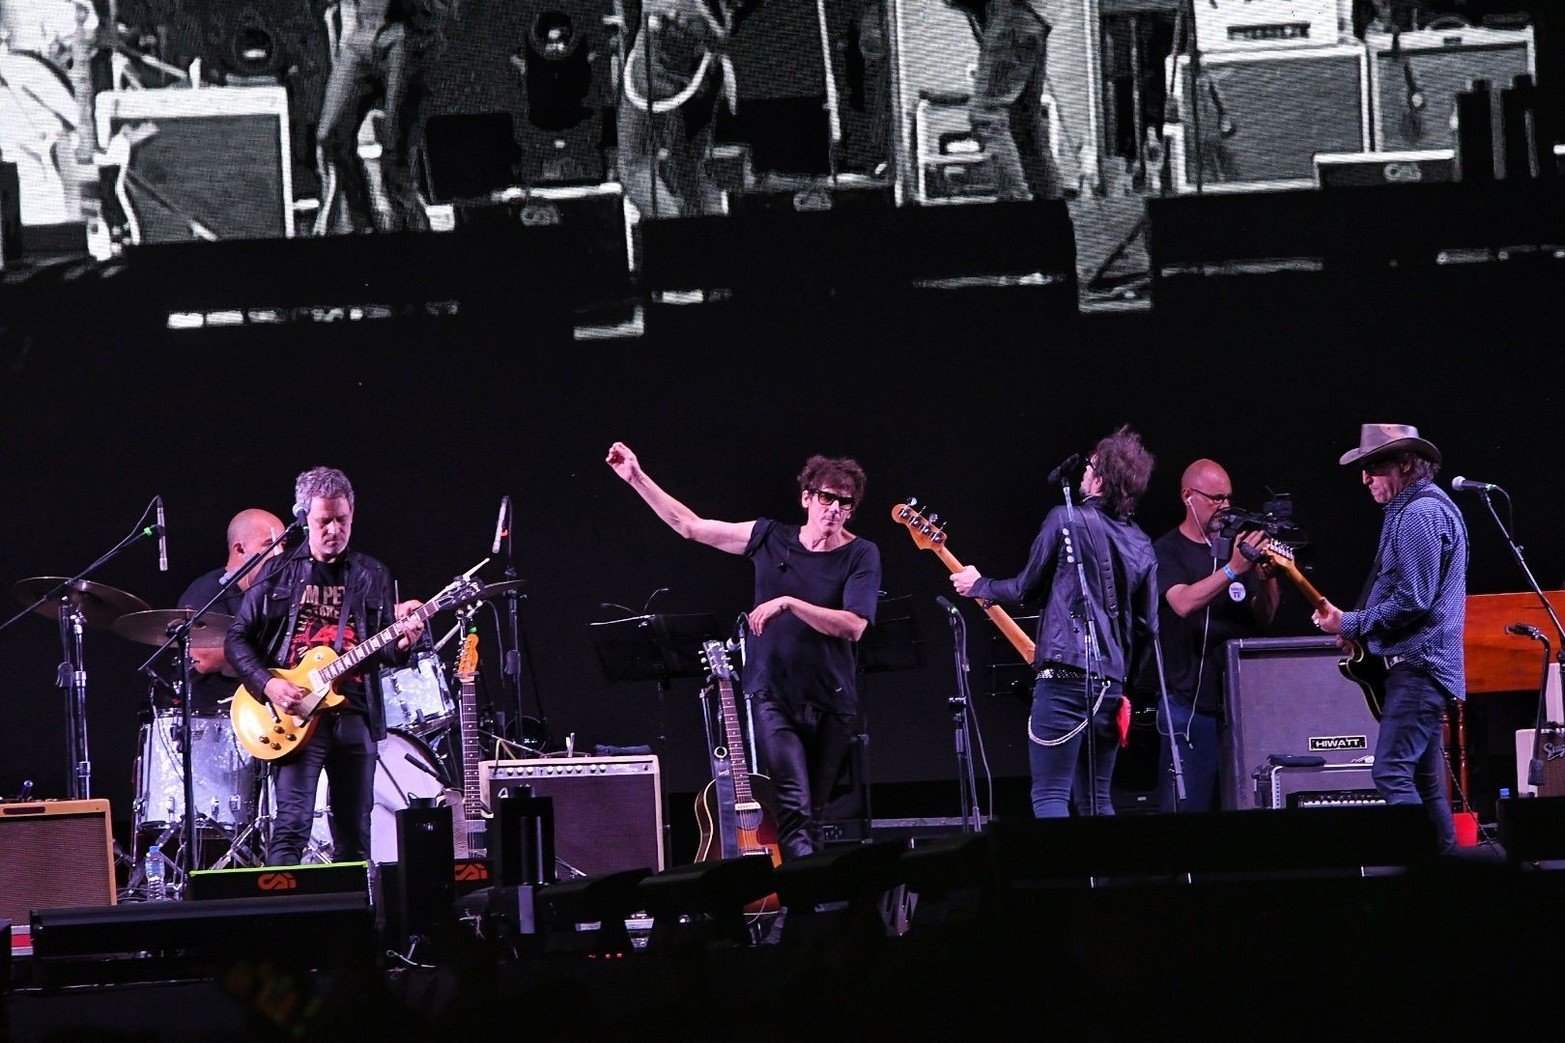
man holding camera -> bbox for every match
[1150,459,1279,812]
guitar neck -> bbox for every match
[715,677,754,803]
[930,545,1037,664]
[1276,558,1328,611]
[458,674,484,818]
[320,601,438,682]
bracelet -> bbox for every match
[1222,564,1240,583]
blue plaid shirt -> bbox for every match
[1341,478,1468,700]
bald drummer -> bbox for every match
[176,509,287,710]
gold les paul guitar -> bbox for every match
[1261,543,1385,720]
[231,574,483,761]
[891,499,1036,664]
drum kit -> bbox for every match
[6,571,519,898]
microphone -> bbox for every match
[936,595,959,614]
[1506,622,1543,639]
[155,496,168,572]
[1451,476,1503,494]
[1046,453,1080,486]
[491,495,510,555]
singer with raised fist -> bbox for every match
[950,426,1159,817]
[606,441,881,860]
[1148,460,1279,812]
[1312,424,1467,854]
[176,508,287,711]
[226,467,427,865]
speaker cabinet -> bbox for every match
[481,755,664,877]
[1221,637,1381,810]
[0,799,116,923]
[1168,42,1369,192]
[94,85,295,243]
[1365,27,1535,156]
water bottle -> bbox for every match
[145,843,166,901]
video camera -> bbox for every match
[1209,491,1307,562]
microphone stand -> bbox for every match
[136,517,302,888]
[497,500,544,748]
[939,599,983,833]
[1058,475,1107,818]
[1475,485,1565,755]
[1,500,161,800]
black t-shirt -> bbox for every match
[285,558,369,713]
[1153,529,1265,714]
[177,567,248,712]
[743,519,882,715]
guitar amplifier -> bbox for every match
[0,799,117,924]
[1365,27,1535,156]
[1514,727,1565,798]
[1257,762,1382,809]
[1222,637,1382,810]
[1193,0,1342,52]
[1167,42,1369,192]
[481,755,664,877]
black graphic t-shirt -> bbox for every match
[287,559,368,713]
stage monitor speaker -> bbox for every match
[94,85,295,243]
[481,755,664,878]
[0,799,116,924]
[1168,43,1369,192]
[1365,27,1535,158]
[1222,636,1381,810]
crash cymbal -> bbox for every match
[113,608,234,649]
[480,580,528,600]
[13,576,152,629]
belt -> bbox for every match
[1038,664,1088,681]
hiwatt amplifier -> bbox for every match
[1364,26,1535,156]
[1167,42,1369,192]
[480,755,664,877]
[0,799,116,924]
[1257,762,1383,809]
[1222,636,1382,809]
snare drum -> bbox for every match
[297,729,458,864]
[380,653,455,737]
[134,710,258,833]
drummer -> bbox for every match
[176,509,287,711]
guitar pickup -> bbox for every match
[735,801,761,814]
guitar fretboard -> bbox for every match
[715,677,753,804]
[458,669,483,818]
[317,600,442,684]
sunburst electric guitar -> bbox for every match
[891,499,1036,664]
[231,575,483,761]
[694,638,782,915]
[1261,543,1385,721]
[453,628,487,857]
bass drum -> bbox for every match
[303,729,459,864]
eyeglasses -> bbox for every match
[808,488,857,510]
[1188,488,1232,506]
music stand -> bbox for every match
[589,612,723,855]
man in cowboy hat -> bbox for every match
[1312,423,1468,853]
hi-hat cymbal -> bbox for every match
[113,608,235,649]
[12,577,152,630]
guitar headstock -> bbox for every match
[440,574,489,613]
[701,638,735,682]
[891,498,947,552]
[457,630,479,681]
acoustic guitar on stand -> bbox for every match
[1260,542,1385,720]
[231,573,484,760]
[694,638,782,915]
[891,499,1036,664]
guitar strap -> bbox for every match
[1355,485,1459,611]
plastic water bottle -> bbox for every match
[145,843,166,901]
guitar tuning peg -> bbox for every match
[905,497,919,507]
[928,513,940,525]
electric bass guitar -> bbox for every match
[231,574,483,761]
[891,499,1036,664]
[694,638,782,915]
[453,628,487,857]
[1261,543,1385,720]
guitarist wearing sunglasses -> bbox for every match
[607,442,881,861]
[1311,424,1467,855]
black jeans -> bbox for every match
[267,713,377,865]
[751,694,858,860]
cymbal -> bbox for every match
[12,576,152,630]
[113,608,234,649]
[480,580,528,600]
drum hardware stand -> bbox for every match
[1,501,163,799]
[494,495,547,750]
[210,762,273,870]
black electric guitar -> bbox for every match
[892,499,1036,665]
[453,628,487,857]
[1262,543,1385,720]
[694,638,782,915]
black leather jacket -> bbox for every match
[970,498,1160,684]
[225,548,406,741]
